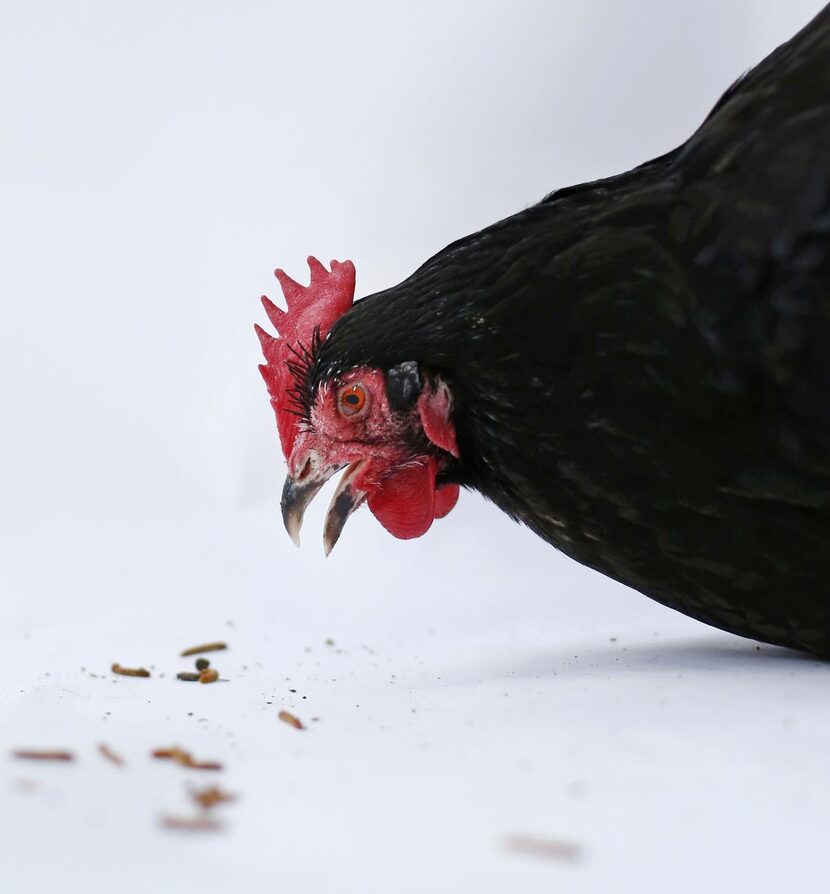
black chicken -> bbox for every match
[258,6,830,656]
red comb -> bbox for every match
[256,257,356,458]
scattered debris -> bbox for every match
[190,785,236,809]
[195,658,210,672]
[98,743,125,766]
[199,669,219,684]
[152,746,222,771]
[13,778,38,793]
[503,834,583,863]
[177,672,202,682]
[160,814,224,833]
[12,750,74,762]
[111,663,150,677]
[180,642,227,657]
[278,710,304,730]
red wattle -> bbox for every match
[367,459,438,540]
[434,483,460,519]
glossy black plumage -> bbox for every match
[314,6,830,655]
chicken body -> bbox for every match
[306,7,830,656]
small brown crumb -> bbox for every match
[160,814,224,833]
[199,669,219,684]
[195,658,210,672]
[111,663,150,677]
[503,834,583,863]
[12,750,74,762]
[176,672,201,682]
[152,746,222,771]
[153,746,189,761]
[190,785,236,809]
[278,710,304,730]
[98,743,125,766]
[180,642,227,657]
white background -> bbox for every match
[2,2,829,892]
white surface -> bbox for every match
[2,2,830,892]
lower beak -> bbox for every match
[280,459,367,554]
[322,459,368,556]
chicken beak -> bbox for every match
[281,458,367,553]
[323,459,368,556]
[280,462,340,548]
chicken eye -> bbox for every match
[338,384,367,417]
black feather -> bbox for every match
[311,5,830,655]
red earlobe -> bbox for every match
[417,379,459,458]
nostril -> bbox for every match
[297,459,313,481]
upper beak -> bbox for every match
[281,469,331,548]
[280,458,368,554]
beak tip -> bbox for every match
[282,511,303,548]
[322,528,342,556]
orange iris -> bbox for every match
[338,384,367,416]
